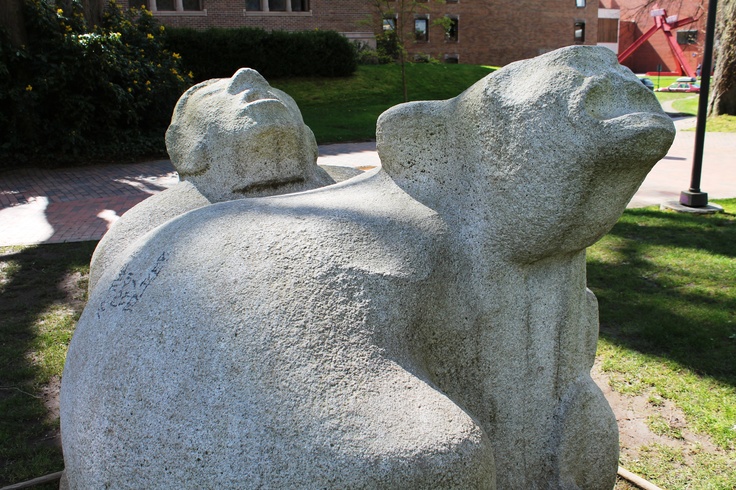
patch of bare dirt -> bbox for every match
[591,359,726,477]
[39,271,88,450]
[40,376,62,450]
[57,271,89,311]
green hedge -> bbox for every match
[0,1,192,169]
[165,27,357,82]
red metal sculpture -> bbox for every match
[617,6,697,77]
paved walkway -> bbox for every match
[0,124,733,247]
[0,143,380,247]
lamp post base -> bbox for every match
[661,200,723,214]
[679,190,709,207]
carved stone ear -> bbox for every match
[166,119,210,177]
[174,139,210,178]
[227,68,270,95]
[377,99,452,182]
[166,79,221,176]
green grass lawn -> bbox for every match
[275,68,735,142]
[652,84,736,132]
[589,199,736,489]
[271,63,495,143]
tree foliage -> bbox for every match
[165,27,357,82]
[370,0,451,101]
[0,0,28,47]
[0,0,192,168]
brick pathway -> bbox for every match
[0,145,380,247]
[0,160,178,246]
[1,131,734,247]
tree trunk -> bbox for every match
[709,0,736,116]
[400,50,408,102]
[0,0,27,48]
[83,0,106,27]
[58,0,106,27]
[399,0,408,102]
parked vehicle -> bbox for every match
[638,77,655,90]
[656,77,700,93]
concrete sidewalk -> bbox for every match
[1,125,733,247]
[629,114,736,207]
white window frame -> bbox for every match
[414,16,429,42]
[244,0,312,16]
[149,0,207,15]
[445,15,459,42]
[574,21,585,43]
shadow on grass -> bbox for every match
[0,241,96,487]
[588,204,736,386]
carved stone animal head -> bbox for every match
[378,46,675,263]
[166,68,325,201]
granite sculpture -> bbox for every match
[88,68,335,293]
[61,46,675,489]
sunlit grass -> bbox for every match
[700,114,736,133]
[590,199,736,488]
[625,442,735,490]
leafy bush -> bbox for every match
[165,27,357,82]
[0,0,192,168]
[352,41,393,65]
[375,31,400,61]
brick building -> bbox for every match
[378,0,598,65]
[119,0,599,66]
[597,0,706,75]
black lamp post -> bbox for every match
[679,0,718,207]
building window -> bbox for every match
[383,16,397,32]
[155,0,175,10]
[291,0,309,10]
[574,21,585,42]
[677,30,698,45]
[245,0,309,11]
[415,17,429,42]
[269,0,286,10]
[445,16,458,42]
[576,0,585,7]
[150,0,203,12]
[444,54,459,63]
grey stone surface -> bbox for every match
[88,68,335,293]
[377,45,674,488]
[167,68,334,202]
[61,46,674,489]
[88,182,209,293]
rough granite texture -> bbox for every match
[88,68,335,293]
[167,68,334,202]
[61,46,675,489]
